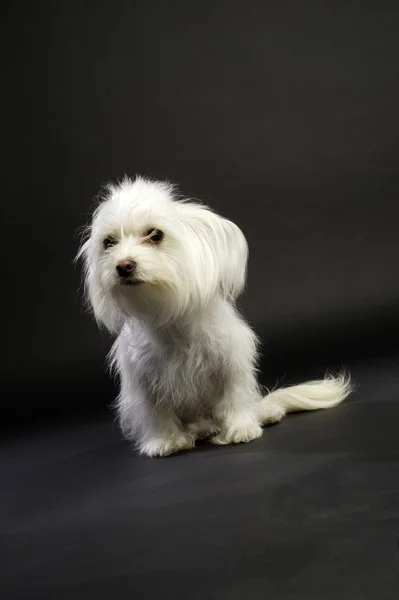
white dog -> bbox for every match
[78,176,351,457]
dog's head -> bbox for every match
[78,177,248,330]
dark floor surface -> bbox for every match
[2,356,399,599]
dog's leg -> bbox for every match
[138,406,196,457]
[211,385,263,446]
[116,357,196,457]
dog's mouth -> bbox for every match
[121,279,142,286]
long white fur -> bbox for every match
[78,176,351,457]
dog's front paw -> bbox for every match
[185,418,221,440]
[139,433,195,457]
[211,423,263,446]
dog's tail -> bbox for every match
[258,372,352,424]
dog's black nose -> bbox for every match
[116,260,136,277]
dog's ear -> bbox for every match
[217,215,248,300]
[76,238,121,333]
[180,203,248,302]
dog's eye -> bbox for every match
[103,236,118,250]
[145,228,164,243]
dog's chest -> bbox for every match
[136,337,226,409]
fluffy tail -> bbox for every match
[258,373,352,424]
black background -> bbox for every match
[2,1,399,598]
[2,0,399,422]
